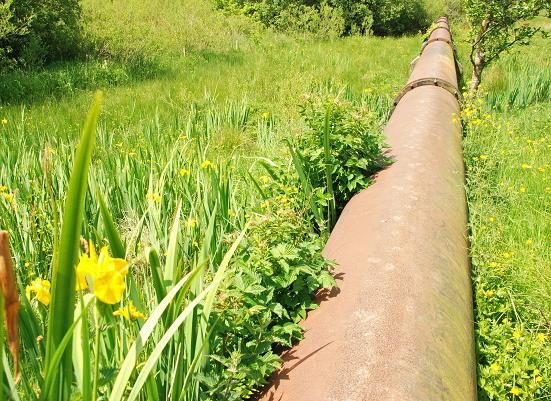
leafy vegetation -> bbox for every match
[215,0,431,36]
[1,0,549,399]
[461,32,551,399]
[0,0,81,68]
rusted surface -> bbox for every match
[259,17,476,401]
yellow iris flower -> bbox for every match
[113,300,147,321]
[76,243,129,304]
[26,278,51,306]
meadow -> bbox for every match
[460,33,551,399]
[0,0,549,399]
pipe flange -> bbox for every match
[392,77,462,110]
[420,37,453,54]
[426,25,453,41]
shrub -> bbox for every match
[215,0,430,36]
[0,0,81,68]
[368,0,430,36]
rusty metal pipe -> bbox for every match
[259,17,476,401]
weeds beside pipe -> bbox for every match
[259,17,476,401]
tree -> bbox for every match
[464,0,551,92]
[0,0,81,68]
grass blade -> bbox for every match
[97,190,125,258]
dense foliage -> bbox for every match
[298,96,388,213]
[0,0,81,68]
[215,0,430,36]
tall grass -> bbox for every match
[484,57,551,110]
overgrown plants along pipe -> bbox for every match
[259,16,477,401]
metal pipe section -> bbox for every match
[259,17,476,401]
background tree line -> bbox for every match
[215,0,432,37]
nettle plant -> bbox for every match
[293,95,389,229]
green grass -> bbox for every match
[462,33,551,400]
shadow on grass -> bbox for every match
[0,56,171,105]
[0,48,248,105]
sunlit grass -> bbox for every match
[463,39,551,398]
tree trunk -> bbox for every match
[470,46,485,95]
[469,18,489,98]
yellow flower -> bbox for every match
[187,218,196,228]
[26,278,51,306]
[259,175,270,184]
[201,160,213,169]
[472,119,482,126]
[113,300,147,321]
[510,386,521,396]
[146,192,161,203]
[24,261,30,268]
[536,375,543,383]
[490,362,501,372]
[502,252,511,259]
[0,185,6,192]
[262,112,270,119]
[513,329,522,340]
[526,239,532,246]
[179,168,190,177]
[1,118,7,125]
[489,262,498,268]
[521,163,532,169]
[485,290,494,297]
[479,154,488,160]
[76,243,128,304]
[537,333,546,342]
[519,186,526,193]
[3,193,14,202]
[534,369,540,376]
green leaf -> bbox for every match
[97,189,125,258]
[44,91,102,400]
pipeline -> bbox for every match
[259,17,476,401]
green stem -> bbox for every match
[92,300,101,401]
